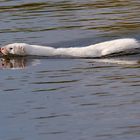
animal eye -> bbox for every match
[9,48,13,50]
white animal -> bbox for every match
[1,38,139,58]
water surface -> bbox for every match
[0,0,140,140]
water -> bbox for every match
[0,0,140,140]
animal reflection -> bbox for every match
[0,57,40,69]
[0,55,139,69]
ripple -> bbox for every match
[80,102,99,106]
[39,131,67,135]
[32,86,69,93]
[34,114,71,120]
[3,88,20,92]
[31,79,79,85]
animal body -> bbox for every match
[1,38,139,58]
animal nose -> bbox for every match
[1,47,4,51]
[0,47,6,55]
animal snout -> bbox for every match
[0,47,8,55]
[1,47,5,51]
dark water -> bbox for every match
[0,0,140,140]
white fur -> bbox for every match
[2,38,140,57]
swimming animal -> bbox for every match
[0,38,139,58]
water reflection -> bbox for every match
[92,57,140,65]
[0,55,139,69]
[0,57,40,69]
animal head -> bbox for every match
[0,43,28,56]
